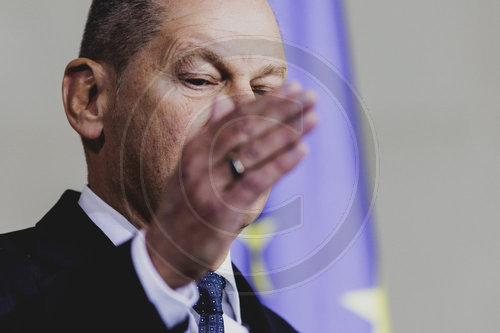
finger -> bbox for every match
[237,111,318,169]
[246,82,315,121]
[211,110,318,189]
[193,87,297,164]
[207,82,300,133]
[246,80,303,111]
[250,80,304,114]
[210,90,316,164]
[222,141,309,208]
[207,81,311,141]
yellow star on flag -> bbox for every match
[341,287,392,333]
[238,217,276,292]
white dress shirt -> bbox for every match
[78,185,249,332]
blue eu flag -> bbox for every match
[232,1,391,332]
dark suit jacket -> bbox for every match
[0,190,297,333]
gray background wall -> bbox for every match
[0,1,91,230]
[345,1,500,332]
[1,1,499,332]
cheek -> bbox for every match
[157,89,215,142]
[185,102,213,140]
[137,96,205,202]
[114,76,215,178]
[140,91,202,167]
[143,102,189,159]
[155,92,196,143]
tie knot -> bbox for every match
[193,272,226,316]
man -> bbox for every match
[0,0,317,332]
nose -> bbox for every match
[225,80,256,107]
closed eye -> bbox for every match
[183,78,214,86]
[252,86,271,96]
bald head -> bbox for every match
[79,0,279,75]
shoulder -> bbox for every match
[0,190,86,317]
[0,226,36,246]
[0,227,38,273]
[0,227,42,318]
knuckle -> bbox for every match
[241,144,259,161]
[286,99,303,115]
[233,130,250,145]
[234,119,254,137]
[283,126,299,142]
[219,121,250,144]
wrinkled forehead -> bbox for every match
[161,0,280,36]
[158,36,288,82]
[157,0,284,59]
[170,36,285,64]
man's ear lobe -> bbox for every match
[62,58,115,140]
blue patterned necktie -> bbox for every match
[193,272,226,333]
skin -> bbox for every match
[62,0,317,288]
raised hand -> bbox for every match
[145,82,318,288]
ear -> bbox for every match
[62,58,116,141]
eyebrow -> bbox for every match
[257,63,288,79]
[172,47,228,73]
[171,46,287,79]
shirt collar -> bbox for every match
[215,249,242,324]
[78,185,137,246]
[78,185,242,324]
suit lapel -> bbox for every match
[33,190,281,332]
[232,264,274,333]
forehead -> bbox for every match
[156,0,285,60]
[162,0,281,38]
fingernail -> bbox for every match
[299,91,317,104]
[304,111,318,127]
[288,142,307,158]
[283,81,301,94]
[297,142,309,155]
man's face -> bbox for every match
[104,0,286,222]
